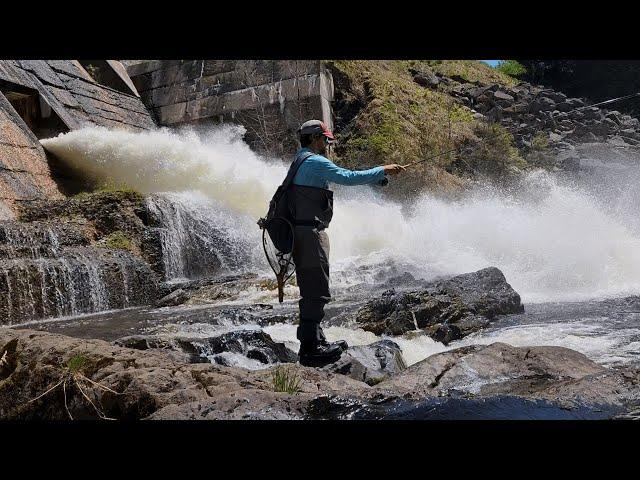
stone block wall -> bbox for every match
[127,60,334,156]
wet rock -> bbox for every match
[355,267,523,343]
[322,340,407,386]
[0,328,371,420]
[154,288,189,307]
[115,329,298,367]
[3,328,639,420]
[1,245,159,324]
[203,330,298,366]
[113,335,207,364]
[558,155,581,171]
[379,343,607,399]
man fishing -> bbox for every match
[291,120,405,366]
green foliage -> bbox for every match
[531,131,549,151]
[71,181,142,201]
[271,365,302,394]
[101,231,134,251]
[66,354,89,374]
[459,123,527,178]
[496,60,527,78]
[526,132,554,168]
[96,180,141,196]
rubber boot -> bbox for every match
[316,327,349,352]
[298,341,344,367]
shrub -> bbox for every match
[496,60,527,78]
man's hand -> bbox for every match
[383,164,406,176]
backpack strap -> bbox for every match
[280,152,315,190]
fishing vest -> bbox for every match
[288,184,334,230]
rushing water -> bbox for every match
[35,125,640,368]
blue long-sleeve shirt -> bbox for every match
[292,148,386,189]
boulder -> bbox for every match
[322,340,407,386]
[605,111,622,125]
[582,107,603,121]
[493,90,515,105]
[413,71,440,89]
[378,342,607,399]
[530,97,556,113]
[541,90,566,103]
[3,328,640,420]
[354,267,523,343]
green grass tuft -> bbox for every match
[271,365,302,394]
[66,354,89,374]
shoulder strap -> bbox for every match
[280,152,315,190]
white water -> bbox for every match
[41,125,640,303]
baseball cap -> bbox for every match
[298,119,335,142]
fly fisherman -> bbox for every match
[291,120,405,366]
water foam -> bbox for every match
[41,125,640,302]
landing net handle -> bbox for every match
[259,217,297,303]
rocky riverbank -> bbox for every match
[2,327,639,420]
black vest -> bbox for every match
[288,184,334,230]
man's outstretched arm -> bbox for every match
[309,156,404,186]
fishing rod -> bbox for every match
[566,91,640,113]
[401,147,461,169]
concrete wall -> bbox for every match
[0,60,157,217]
[127,60,334,156]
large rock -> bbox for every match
[412,70,440,89]
[0,328,370,420]
[322,340,407,386]
[354,267,523,343]
[375,342,640,412]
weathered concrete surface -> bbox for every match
[0,60,156,217]
[0,60,155,132]
[127,60,334,155]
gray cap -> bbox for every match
[298,119,335,140]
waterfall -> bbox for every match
[40,125,640,303]
[0,221,157,324]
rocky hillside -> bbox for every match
[326,60,640,197]
[518,60,640,117]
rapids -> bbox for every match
[41,124,640,303]
[32,125,640,370]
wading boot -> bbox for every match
[298,340,347,367]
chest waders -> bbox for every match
[287,184,334,345]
